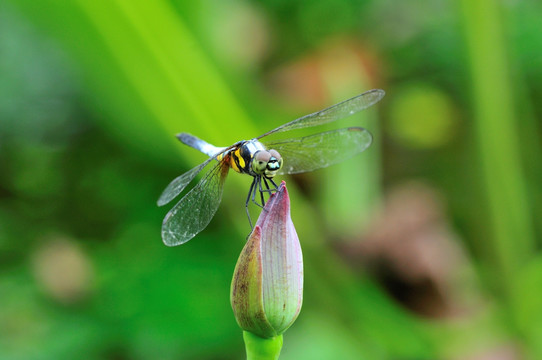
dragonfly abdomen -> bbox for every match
[177,133,226,157]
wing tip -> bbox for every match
[162,239,180,247]
[157,190,174,207]
[367,88,386,101]
[157,198,167,207]
[346,126,373,147]
[161,229,187,247]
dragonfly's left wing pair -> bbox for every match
[160,159,230,246]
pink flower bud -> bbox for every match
[231,181,303,338]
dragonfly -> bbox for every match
[158,89,385,246]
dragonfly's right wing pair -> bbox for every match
[259,88,383,174]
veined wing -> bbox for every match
[157,157,216,207]
[258,89,384,139]
[263,127,372,175]
[157,141,235,207]
[161,160,229,246]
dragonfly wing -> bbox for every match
[161,161,229,246]
[263,127,373,175]
[157,157,216,207]
[258,89,384,139]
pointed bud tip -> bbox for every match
[256,181,291,229]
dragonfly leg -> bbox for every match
[268,178,279,189]
[244,176,271,230]
[245,177,256,229]
[252,177,280,210]
[259,177,278,193]
[263,177,270,191]
[251,176,264,208]
[258,177,267,207]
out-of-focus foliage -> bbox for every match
[1,0,541,359]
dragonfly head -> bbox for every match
[252,150,283,178]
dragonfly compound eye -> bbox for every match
[252,151,271,174]
[265,149,283,176]
[269,149,281,161]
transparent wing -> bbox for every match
[157,157,216,207]
[263,127,373,175]
[258,89,384,139]
[161,161,229,246]
[157,142,236,207]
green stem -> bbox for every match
[460,0,535,297]
[319,50,381,235]
[243,331,283,360]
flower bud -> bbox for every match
[231,181,303,338]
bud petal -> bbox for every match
[231,182,303,338]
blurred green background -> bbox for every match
[1,0,541,359]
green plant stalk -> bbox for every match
[8,0,256,163]
[319,49,381,235]
[243,332,283,360]
[460,0,535,299]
